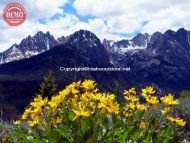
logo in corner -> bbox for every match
[3,3,26,26]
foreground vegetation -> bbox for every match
[0,80,189,142]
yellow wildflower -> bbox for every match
[106,93,115,100]
[123,110,133,117]
[67,94,79,108]
[140,121,146,129]
[48,95,62,111]
[51,117,63,125]
[22,108,32,120]
[124,95,139,102]
[1,134,8,143]
[176,119,186,127]
[136,103,146,111]
[81,80,96,90]
[72,102,91,120]
[146,96,159,106]
[124,88,139,102]
[125,101,146,113]
[14,120,22,125]
[72,109,90,120]
[167,116,186,127]
[91,93,103,101]
[124,88,136,96]
[80,92,92,103]
[32,107,42,115]
[30,95,47,108]
[21,95,47,122]
[28,117,40,127]
[58,89,69,99]
[33,95,43,102]
[60,81,80,97]
[160,94,179,106]
[98,94,119,114]
[141,86,155,98]
[69,85,79,94]
[71,80,81,88]
[161,107,171,114]
[126,102,136,110]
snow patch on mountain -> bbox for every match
[116,44,147,54]
[104,33,149,55]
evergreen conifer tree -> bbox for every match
[38,71,57,99]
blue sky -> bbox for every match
[0,0,190,52]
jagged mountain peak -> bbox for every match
[104,33,150,54]
[1,27,190,94]
[131,33,150,47]
[164,28,189,37]
[0,31,57,64]
[19,31,56,51]
[67,29,101,49]
[108,28,190,91]
[0,30,104,64]
[177,27,187,33]
[73,29,96,37]
[69,29,100,43]
[164,29,175,36]
[1,27,190,65]
[57,36,65,44]
[151,31,163,38]
[34,31,52,38]
[132,33,150,40]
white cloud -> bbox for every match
[1,0,190,52]
[0,13,79,52]
[73,0,134,17]
[141,4,190,34]
[0,0,69,52]
[73,0,190,35]
[88,19,107,33]
[0,0,68,20]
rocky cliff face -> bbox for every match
[104,28,190,90]
[0,31,57,64]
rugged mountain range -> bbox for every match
[103,28,190,90]
[0,31,58,64]
[1,28,190,91]
[0,28,190,119]
[0,30,124,119]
